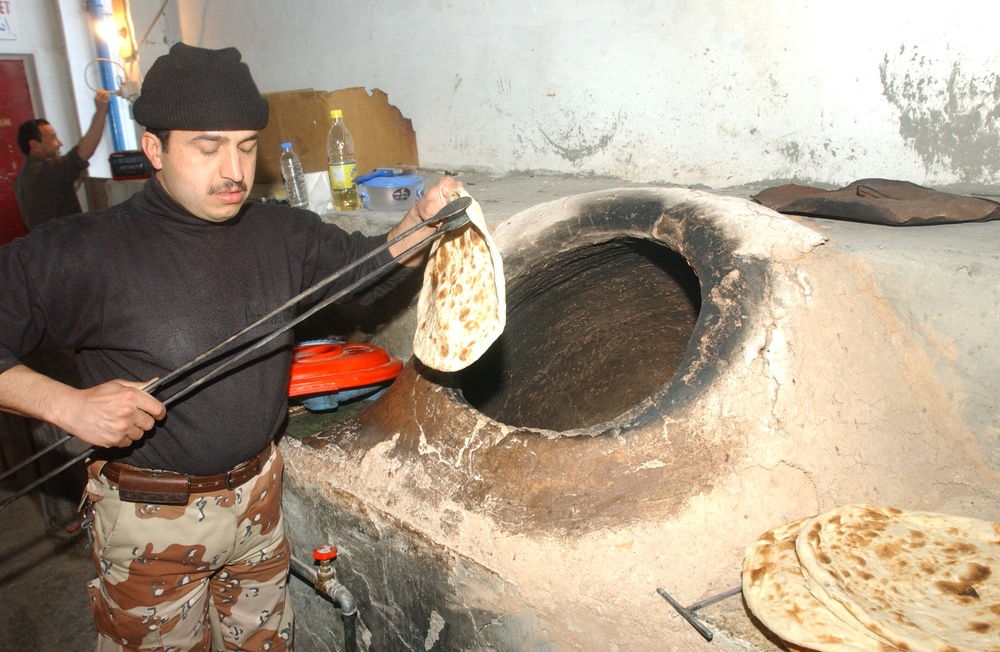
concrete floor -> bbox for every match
[0,488,95,651]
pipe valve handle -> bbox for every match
[313,545,338,561]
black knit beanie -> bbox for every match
[132,42,269,130]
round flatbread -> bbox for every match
[414,188,506,372]
[796,504,1000,652]
[743,518,899,652]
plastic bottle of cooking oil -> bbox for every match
[326,109,360,212]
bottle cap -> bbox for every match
[330,109,343,120]
[281,142,292,150]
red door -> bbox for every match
[0,58,35,245]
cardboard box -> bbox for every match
[257,88,418,185]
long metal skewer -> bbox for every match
[146,195,473,395]
[160,209,470,407]
[0,198,471,484]
[0,199,472,508]
[0,447,92,511]
[0,436,76,485]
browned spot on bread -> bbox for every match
[961,562,991,584]
[875,542,901,559]
[944,542,979,555]
[967,621,991,633]
[934,580,980,600]
[748,561,775,586]
[784,603,804,624]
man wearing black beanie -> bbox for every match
[0,42,460,650]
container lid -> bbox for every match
[330,109,343,119]
[357,173,424,188]
[281,142,292,150]
[288,340,403,397]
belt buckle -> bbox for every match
[225,448,265,491]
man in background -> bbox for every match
[14,89,110,230]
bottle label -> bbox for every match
[328,162,357,190]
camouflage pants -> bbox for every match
[84,444,294,651]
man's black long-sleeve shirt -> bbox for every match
[0,176,410,474]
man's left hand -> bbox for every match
[388,175,464,266]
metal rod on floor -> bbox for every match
[657,588,715,641]
[686,585,742,612]
[655,584,743,641]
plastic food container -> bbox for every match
[357,173,424,212]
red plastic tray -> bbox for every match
[288,341,403,398]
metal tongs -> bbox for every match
[0,197,473,511]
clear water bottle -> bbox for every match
[326,109,360,212]
[279,142,310,210]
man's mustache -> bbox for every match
[210,181,248,194]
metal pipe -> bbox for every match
[86,0,126,151]
[290,554,359,652]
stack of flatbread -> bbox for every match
[742,504,1000,652]
[413,188,506,372]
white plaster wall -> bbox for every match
[131,0,1000,190]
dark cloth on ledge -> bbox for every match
[751,178,1000,226]
[0,176,411,475]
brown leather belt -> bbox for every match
[101,443,273,505]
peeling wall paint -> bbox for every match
[124,1,1000,190]
[880,45,1000,184]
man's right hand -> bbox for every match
[0,365,165,449]
[60,380,166,448]
[94,89,111,112]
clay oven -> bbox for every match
[282,188,1000,650]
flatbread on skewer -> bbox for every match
[414,189,506,372]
